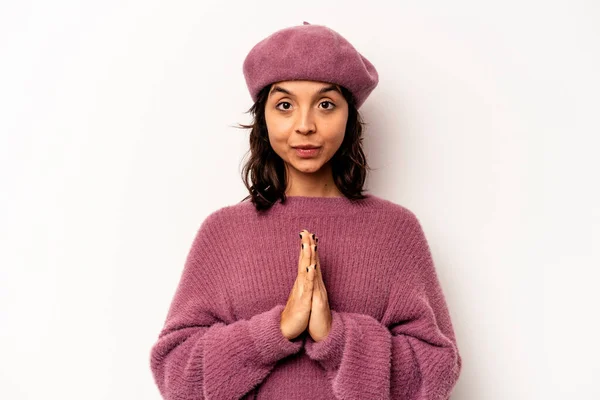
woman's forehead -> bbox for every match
[269,80,342,96]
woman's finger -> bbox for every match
[317,240,322,285]
[298,230,304,266]
[298,229,310,275]
[309,232,315,269]
[303,230,313,275]
[314,242,328,302]
[312,258,320,292]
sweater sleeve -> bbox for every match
[304,211,462,400]
[149,212,303,399]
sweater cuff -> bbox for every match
[304,309,345,370]
[247,304,303,365]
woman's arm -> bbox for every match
[303,211,462,400]
[149,214,303,399]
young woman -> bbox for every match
[149,22,462,399]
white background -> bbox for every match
[1,1,599,399]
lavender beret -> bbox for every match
[242,22,379,109]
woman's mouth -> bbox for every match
[294,147,321,158]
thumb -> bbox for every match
[303,264,316,295]
[307,263,316,281]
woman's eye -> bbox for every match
[276,102,292,111]
[275,101,335,111]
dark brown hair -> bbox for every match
[237,83,371,212]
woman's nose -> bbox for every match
[295,109,316,134]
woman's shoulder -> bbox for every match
[194,197,255,230]
[364,194,432,242]
[367,193,420,222]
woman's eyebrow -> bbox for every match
[269,84,341,97]
[317,85,342,95]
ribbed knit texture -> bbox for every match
[149,193,462,399]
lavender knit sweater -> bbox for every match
[149,193,462,399]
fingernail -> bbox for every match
[312,234,315,240]
[316,237,318,242]
[299,232,302,239]
[315,264,317,270]
[302,243,304,249]
[315,245,317,252]
[306,267,309,272]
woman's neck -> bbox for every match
[284,162,342,198]
[257,192,379,217]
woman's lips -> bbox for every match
[294,147,321,158]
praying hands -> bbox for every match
[280,229,332,342]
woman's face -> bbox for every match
[264,80,349,175]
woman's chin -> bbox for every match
[291,161,322,173]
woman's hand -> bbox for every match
[305,231,332,343]
[280,229,316,340]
